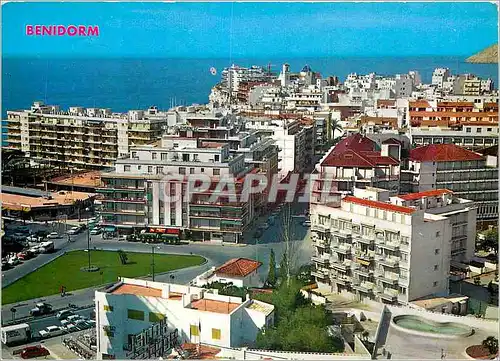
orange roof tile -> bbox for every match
[180,343,221,359]
[215,258,262,277]
[343,196,416,215]
[409,144,484,162]
[111,284,162,298]
[50,171,101,187]
[190,299,240,314]
[1,191,94,211]
[398,189,452,201]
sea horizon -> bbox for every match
[2,56,498,120]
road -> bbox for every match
[2,208,313,325]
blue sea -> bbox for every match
[2,56,498,123]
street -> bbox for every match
[2,211,313,331]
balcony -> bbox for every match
[375,272,399,285]
[331,275,352,286]
[377,255,399,268]
[331,260,350,272]
[313,238,329,249]
[312,255,330,265]
[352,281,375,294]
[377,241,400,252]
[311,223,330,233]
[332,229,352,241]
[311,269,328,279]
[354,234,375,245]
[353,267,373,278]
[332,243,352,255]
[377,288,399,302]
[399,277,410,286]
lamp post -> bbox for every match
[151,246,160,281]
[86,207,91,270]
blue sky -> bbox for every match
[2,2,498,58]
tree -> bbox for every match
[478,228,498,255]
[482,336,498,355]
[328,113,343,146]
[267,249,277,287]
[278,203,301,286]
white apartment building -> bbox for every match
[310,187,475,305]
[432,68,451,88]
[95,277,274,359]
[221,65,271,95]
[192,258,264,288]
[5,102,166,169]
[391,189,477,262]
[401,143,498,223]
[244,118,313,178]
[99,136,256,243]
[409,124,499,150]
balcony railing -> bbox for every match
[377,287,399,302]
[312,255,330,264]
[352,281,375,293]
[375,272,399,285]
[377,255,399,268]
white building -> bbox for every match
[431,68,451,88]
[310,187,476,305]
[5,102,166,169]
[192,258,264,288]
[95,277,275,359]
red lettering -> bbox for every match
[87,26,99,36]
[41,25,51,35]
[26,25,34,35]
[67,25,77,36]
[78,26,85,36]
[35,26,41,35]
[57,26,65,36]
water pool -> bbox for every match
[392,315,473,337]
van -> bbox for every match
[56,310,73,320]
[1,323,31,345]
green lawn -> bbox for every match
[2,250,205,304]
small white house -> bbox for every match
[193,258,264,288]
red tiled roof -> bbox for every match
[333,133,377,153]
[215,258,262,277]
[409,144,484,162]
[179,343,221,359]
[398,189,452,201]
[343,196,416,215]
[321,133,398,167]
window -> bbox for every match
[161,153,168,160]
[103,326,114,338]
[434,265,439,271]
[179,167,186,174]
[466,128,471,133]
[201,168,204,173]
[173,143,179,148]
[127,309,144,321]
[138,165,142,170]
[190,325,199,337]
[215,155,220,162]
[132,151,137,158]
[152,152,158,160]
[434,248,440,255]
[433,281,438,287]
[487,128,492,132]
[148,166,153,173]
[157,166,163,174]
[103,305,113,312]
[436,231,440,237]
[149,312,165,322]
[213,168,220,176]
[190,168,195,174]
[212,328,221,340]
[124,165,131,172]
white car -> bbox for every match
[302,220,311,227]
[47,232,60,239]
[90,228,102,235]
[67,227,80,235]
[39,325,65,338]
[63,323,78,332]
[7,257,20,266]
[67,314,82,322]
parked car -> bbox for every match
[62,323,78,333]
[118,235,128,241]
[7,257,20,266]
[47,232,60,239]
[67,227,80,235]
[21,345,50,359]
[90,228,102,235]
[38,325,65,338]
[302,220,311,227]
[16,252,30,261]
[56,309,74,320]
[74,319,90,330]
[67,314,83,323]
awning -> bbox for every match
[356,258,371,266]
[96,188,115,193]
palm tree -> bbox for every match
[328,114,343,146]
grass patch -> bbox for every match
[2,250,205,304]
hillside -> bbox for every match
[466,44,498,64]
